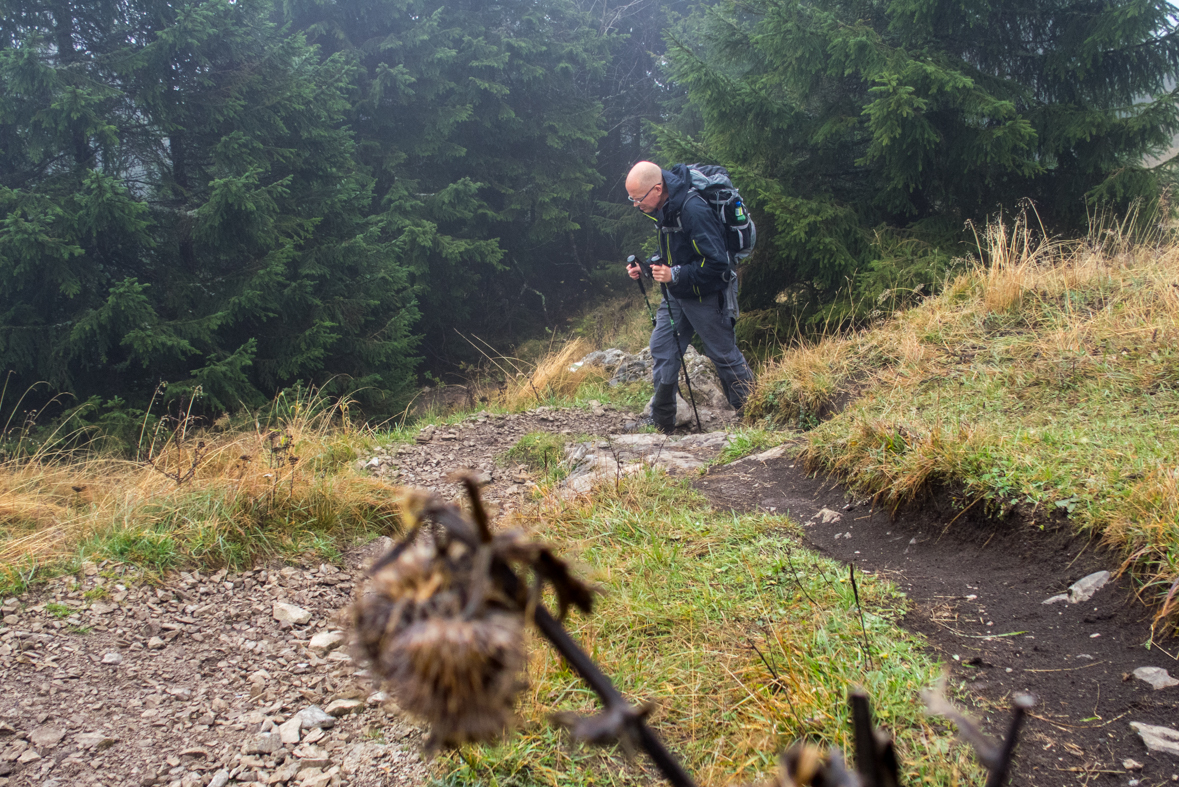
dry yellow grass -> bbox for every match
[497,338,608,410]
[754,213,1179,625]
[0,395,400,584]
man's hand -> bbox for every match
[650,263,673,284]
[627,262,642,280]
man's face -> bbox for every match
[627,181,662,213]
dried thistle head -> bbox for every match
[349,481,593,751]
[384,613,524,749]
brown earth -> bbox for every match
[1,405,1175,787]
[696,448,1179,787]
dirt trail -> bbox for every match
[697,447,1179,787]
[1,408,1174,787]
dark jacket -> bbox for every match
[648,164,731,301]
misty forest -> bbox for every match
[3,0,1177,422]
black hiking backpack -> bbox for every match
[684,164,756,262]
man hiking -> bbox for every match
[625,160,755,434]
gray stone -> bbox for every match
[101,651,123,665]
[324,699,363,717]
[812,507,843,524]
[278,716,303,744]
[1132,666,1179,690]
[74,732,117,750]
[1130,721,1179,757]
[29,726,65,749]
[207,770,230,787]
[146,636,165,650]
[1068,570,1112,603]
[246,731,283,754]
[298,706,335,730]
[307,631,345,654]
[272,602,312,626]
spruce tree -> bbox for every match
[286,0,610,363]
[663,0,1179,317]
[0,0,419,416]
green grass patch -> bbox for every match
[434,472,979,786]
[711,427,792,466]
[502,432,581,484]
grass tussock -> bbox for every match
[0,391,401,593]
[438,474,980,787]
[497,338,608,411]
[751,210,1179,625]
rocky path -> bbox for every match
[0,404,739,787]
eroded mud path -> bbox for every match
[697,448,1179,787]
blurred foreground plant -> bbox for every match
[349,476,1033,786]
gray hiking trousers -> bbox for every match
[650,284,754,412]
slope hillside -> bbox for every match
[748,215,1179,624]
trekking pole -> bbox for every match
[626,254,657,327]
[657,278,702,433]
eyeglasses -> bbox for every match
[627,183,660,205]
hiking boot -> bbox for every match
[623,415,674,435]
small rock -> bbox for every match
[17,750,40,764]
[75,732,117,750]
[812,507,842,524]
[29,726,65,749]
[307,631,345,654]
[207,770,230,787]
[300,772,333,787]
[1131,721,1179,757]
[1133,666,1179,690]
[324,699,363,717]
[1124,759,1144,771]
[1042,593,1069,605]
[297,706,335,730]
[146,636,165,650]
[101,651,123,665]
[246,731,283,754]
[1068,570,1111,603]
[272,602,312,626]
[278,716,303,744]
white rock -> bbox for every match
[748,445,789,462]
[1068,570,1111,603]
[101,651,123,665]
[246,731,283,754]
[307,631,345,654]
[324,698,363,717]
[1124,759,1144,770]
[1042,593,1069,605]
[813,507,843,524]
[298,706,336,730]
[1133,666,1179,690]
[74,732,117,750]
[272,601,312,625]
[1130,721,1179,757]
[278,716,303,744]
[207,769,230,787]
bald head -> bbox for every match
[625,161,665,212]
